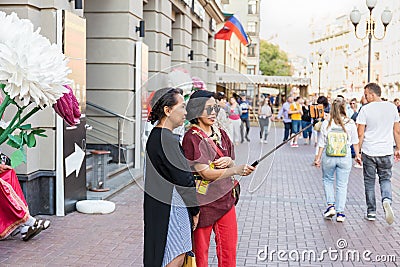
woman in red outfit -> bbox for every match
[0,161,50,241]
[182,90,255,267]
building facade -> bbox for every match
[0,0,224,215]
[309,0,400,99]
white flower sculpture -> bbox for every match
[0,12,79,167]
[0,11,70,107]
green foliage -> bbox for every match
[10,148,26,169]
[259,40,292,76]
[0,84,45,167]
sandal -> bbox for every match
[33,219,51,230]
[21,225,43,241]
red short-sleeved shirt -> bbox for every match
[182,126,236,228]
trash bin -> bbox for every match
[89,150,111,192]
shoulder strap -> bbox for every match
[190,126,224,157]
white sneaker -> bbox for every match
[263,140,268,144]
[383,200,394,225]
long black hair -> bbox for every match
[148,88,183,125]
[186,90,215,125]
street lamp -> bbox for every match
[350,1,392,83]
[309,48,329,96]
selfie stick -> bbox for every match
[250,119,320,167]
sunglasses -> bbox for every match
[350,102,356,105]
[204,105,220,115]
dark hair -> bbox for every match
[364,83,381,97]
[215,91,226,101]
[186,90,215,124]
[317,96,329,108]
[148,87,183,124]
[294,96,300,102]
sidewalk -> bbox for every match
[1,125,399,266]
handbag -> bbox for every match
[183,251,197,267]
[313,120,322,132]
[191,126,241,205]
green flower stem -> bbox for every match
[0,106,40,145]
[0,94,11,119]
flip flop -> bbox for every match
[34,219,51,230]
[22,225,43,241]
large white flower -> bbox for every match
[0,12,70,108]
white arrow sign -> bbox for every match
[65,143,85,178]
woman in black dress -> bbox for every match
[144,88,200,267]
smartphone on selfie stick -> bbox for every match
[251,104,324,167]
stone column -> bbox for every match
[143,0,172,91]
[191,27,208,86]
[171,12,192,72]
[85,0,142,147]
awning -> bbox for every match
[260,87,279,95]
[216,73,310,86]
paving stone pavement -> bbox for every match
[1,125,399,267]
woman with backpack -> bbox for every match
[313,97,361,222]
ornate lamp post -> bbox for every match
[350,0,392,83]
[309,47,329,96]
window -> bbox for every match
[248,44,256,57]
[247,65,255,75]
[247,21,256,33]
[248,0,257,14]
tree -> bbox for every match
[259,40,292,76]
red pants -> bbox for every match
[194,206,237,267]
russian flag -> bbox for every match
[215,15,249,46]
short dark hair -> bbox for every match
[148,88,183,124]
[186,90,215,124]
[364,83,381,97]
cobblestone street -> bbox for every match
[1,126,399,266]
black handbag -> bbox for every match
[233,179,240,205]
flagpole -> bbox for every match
[239,43,241,73]
[224,40,226,72]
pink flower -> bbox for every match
[192,77,205,90]
[53,85,81,126]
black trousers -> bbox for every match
[283,122,292,141]
[240,117,250,141]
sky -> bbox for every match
[259,0,369,58]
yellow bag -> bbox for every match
[183,251,197,267]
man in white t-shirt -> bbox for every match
[357,83,400,225]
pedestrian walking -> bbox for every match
[314,97,360,222]
[277,96,293,141]
[144,88,200,267]
[182,90,255,267]
[301,99,312,145]
[215,92,232,140]
[0,161,50,241]
[356,83,400,225]
[289,97,303,147]
[238,93,252,143]
[313,96,330,151]
[227,96,242,146]
[258,97,273,144]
